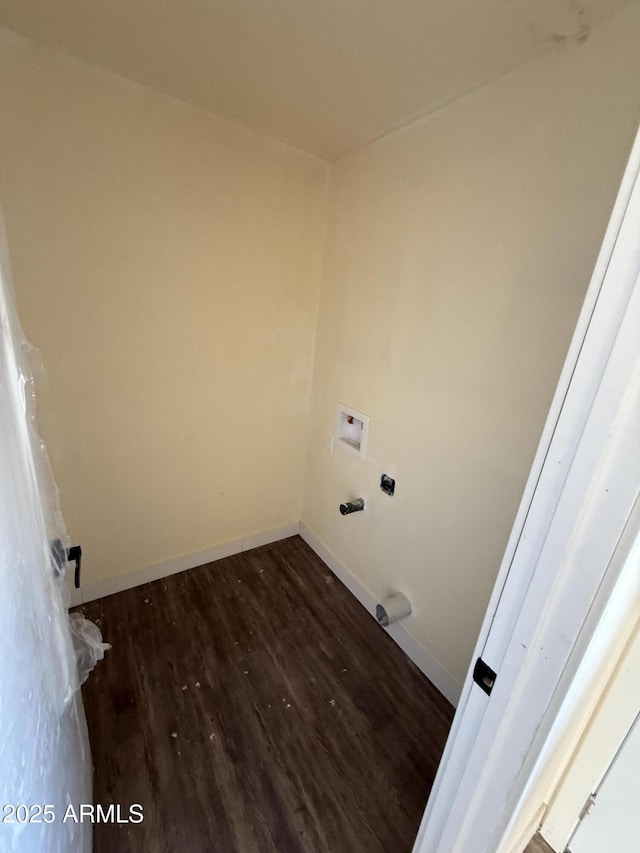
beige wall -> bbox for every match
[1,7,640,688]
[0,30,327,584]
[302,5,640,686]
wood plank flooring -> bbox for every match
[77,535,454,853]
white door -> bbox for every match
[0,225,92,852]
[569,713,640,853]
[536,546,640,850]
[414,124,640,853]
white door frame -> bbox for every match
[413,125,640,853]
[567,708,640,852]
[539,532,640,849]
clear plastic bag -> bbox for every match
[69,614,111,685]
[0,215,93,851]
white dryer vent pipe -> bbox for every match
[376,593,411,627]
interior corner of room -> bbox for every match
[0,1,639,850]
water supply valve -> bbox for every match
[339,498,365,515]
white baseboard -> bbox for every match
[71,521,300,606]
[71,518,462,707]
[299,521,461,707]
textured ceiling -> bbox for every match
[0,0,631,160]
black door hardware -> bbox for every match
[473,657,497,696]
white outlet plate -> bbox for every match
[336,404,369,458]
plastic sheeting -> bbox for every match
[69,614,111,686]
[0,222,92,852]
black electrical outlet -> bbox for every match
[380,474,395,496]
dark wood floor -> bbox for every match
[77,535,454,852]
